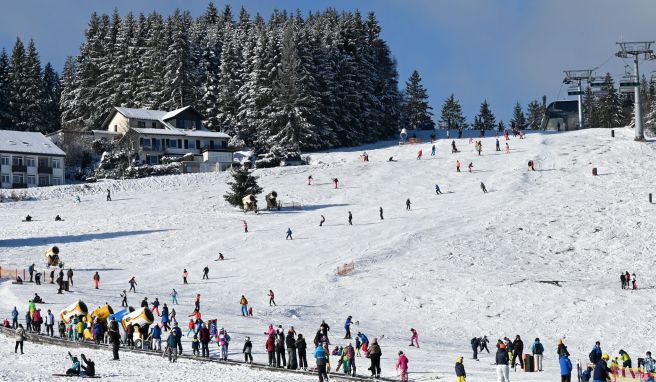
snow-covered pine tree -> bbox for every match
[59,56,78,129]
[498,120,505,132]
[9,38,28,130]
[477,100,496,130]
[582,87,598,128]
[439,94,466,130]
[402,70,434,130]
[0,49,12,128]
[162,10,197,109]
[223,168,263,208]
[597,73,623,128]
[510,101,526,129]
[42,62,61,133]
[526,99,543,130]
[23,39,45,131]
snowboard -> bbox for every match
[52,374,100,378]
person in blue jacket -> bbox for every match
[11,307,18,329]
[593,354,611,382]
[357,332,369,353]
[559,353,572,382]
[66,352,81,376]
[151,324,162,351]
[344,316,352,339]
[172,322,183,354]
[161,304,170,331]
[92,321,103,344]
[315,344,328,382]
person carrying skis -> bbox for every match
[531,337,544,372]
[435,184,442,195]
[240,295,249,316]
[396,351,409,382]
[202,266,209,279]
[495,344,510,382]
[286,228,293,240]
[410,328,419,348]
[417,149,423,160]
[456,160,461,172]
[455,356,467,382]
[348,211,353,225]
[406,198,411,211]
[65,352,81,376]
[261,290,273,307]
[92,272,99,289]
[128,277,137,292]
[320,215,325,227]
[431,145,436,156]
[480,182,488,193]
[344,316,353,339]
[183,269,188,284]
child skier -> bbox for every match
[243,336,253,363]
[456,160,461,172]
[410,328,419,348]
[396,351,409,381]
[468,162,473,173]
[431,145,436,156]
[417,149,422,160]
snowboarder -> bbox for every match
[417,149,423,160]
[106,189,111,201]
[396,351,409,382]
[65,352,81,376]
[435,184,442,194]
[456,160,461,172]
[455,356,467,382]
[286,228,293,240]
[240,295,249,316]
[344,316,352,339]
[348,211,353,225]
[308,175,313,185]
[92,272,99,289]
[120,290,127,307]
[243,220,248,233]
[80,354,94,377]
[431,145,436,156]
[170,289,178,305]
[268,290,276,306]
[243,336,253,363]
[410,328,419,348]
[202,266,209,279]
[468,162,473,173]
[128,276,137,292]
[320,215,325,227]
[480,182,488,193]
[183,269,188,284]
[333,178,339,189]
[379,207,384,220]
[217,253,224,260]
[406,198,411,210]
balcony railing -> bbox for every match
[12,183,27,189]
[38,166,53,174]
[11,164,27,172]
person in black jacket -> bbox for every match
[286,330,297,369]
[296,334,308,370]
[471,337,480,360]
[512,335,524,369]
[320,321,330,344]
[243,336,253,364]
[455,356,466,380]
[593,354,611,381]
[140,297,148,308]
[109,330,120,360]
[276,327,286,368]
[495,345,510,382]
[80,354,95,377]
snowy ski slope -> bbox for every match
[1,128,655,381]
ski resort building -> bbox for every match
[0,130,66,189]
[94,106,233,170]
[541,100,580,131]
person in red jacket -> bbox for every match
[417,149,423,160]
[266,334,276,367]
[456,160,461,172]
[396,351,409,381]
[93,272,100,289]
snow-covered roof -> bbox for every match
[115,107,167,121]
[0,130,66,156]
[161,106,193,121]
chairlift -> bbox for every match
[650,71,656,85]
[619,74,638,94]
[590,77,605,88]
[567,85,584,96]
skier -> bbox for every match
[128,276,137,292]
[480,182,488,193]
[183,269,188,284]
[396,351,409,382]
[496,138,500,151]
[217,253,224,260]
[93,272,99,289]
[505,142,510,153]
[368,338,382,378]
[512,335,524,369]
[471,337,480,360]
[320,215,325,227]
[531,337,544,372]
[243,336,253,363]
[435,184,442,195]
[431,145,436,156]
[495,344,510,382]
[406,198,411,211]
[344,316,353,339]
[141,297,149,309]
[243,220,248,233]
[297,334,308,370]
[218,328,230,361]
[348,211,353,225]
[308,175,313,185]
[410,328,419,348]
[315,343,328,382]
[268,290,276,306]
[455,356,467,382]
[286,228,293,240]
[106,189,111,201]
[468,162,473,173]
[118,290,127,307]
[194,294,201,311]
[333,178,339,189]
[379,207,384,220]
[355,336,362,357]
[202,266,209,279]
[14,324,25,354]
[240,295,249,316]
[417,149,423,160]
[456,160,461,172]
[170,289,178,305]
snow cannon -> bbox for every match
[242,194,257,211]
[87,304,114,325]
[44,246,61,267]
[60,300,88,324]
[265,191,278,209]
[400,128,408,142]
[121,307,154,332]
[108,308,130,324]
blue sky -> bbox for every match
[2,0,656,123]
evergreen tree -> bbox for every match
[402,70,434,130]
[439,93,466,130]
[23,39,44,131]
[59,56,78,129]
[0,49,12,127]
[510,101,526,129]
[582,87,599,128]
[42,62,61,133]
[526,99,543,130]
[162,10,197,109]
[223,168,263,208]
[498,120,505,132]
[9,38,28,130]
[476,99,496,130]
[597,73,623,128]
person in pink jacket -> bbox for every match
[396,350,409,381]
[264,324,275,336]
[409,328,420,348]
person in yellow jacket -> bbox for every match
[455,356,466,382]
[619,349,635,378]
[240,295,248,316]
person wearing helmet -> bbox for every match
[593,354,611,382]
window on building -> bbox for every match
[188,140,196,149]
[183,120,194,129]
[52,177,62,186]
[38,158,49,168]
[12,174,24,184]
[177,139,182,148]
[196,140,201,149]
[221,140,227,148]
[12,156,23,166]
[210,140,216,149]
[114,125,118,132]
[38,175,49,186]
[143,138,151,149]
[26,157,35,167]
[152,122,157,128]
[147,155,158,165]
[1,156,9,165]
[138,121,146,129]
[1,174,9,183]
[170,139,177,149]
[52,159,61,169]
[27,175,35,185]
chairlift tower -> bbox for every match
[563,69,593,129]
[616,41,655,141]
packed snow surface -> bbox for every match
[1,128,655,381]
